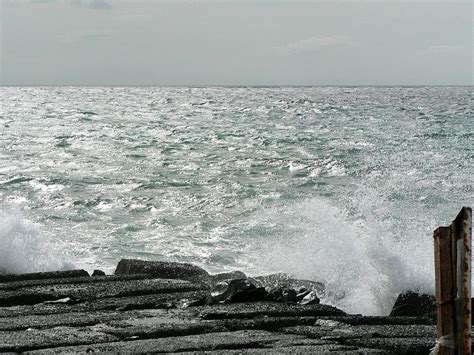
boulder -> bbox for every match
[114,259,210,283]
[266,288,297,303]
[389,291,435,317]
[91,270,106,277]
[206,279,267,305]
[265,288,320,305]
[211,271,247,284]
[251,273,325,296]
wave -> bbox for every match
[252,197,434,316]
[0,209,75,274]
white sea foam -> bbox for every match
[0,210,75,274]
[255,197,434,316]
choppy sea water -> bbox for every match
[0,86,472,315]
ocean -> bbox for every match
[0,86,472,315]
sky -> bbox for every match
[0,0,472,86]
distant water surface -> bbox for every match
[0,86,472,315]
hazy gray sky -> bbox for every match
[1,0,472,85]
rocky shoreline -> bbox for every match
[0,259,454,354]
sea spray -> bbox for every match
[0,209,75,273]
[253,197,435,316]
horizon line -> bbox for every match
[1,84,472,88]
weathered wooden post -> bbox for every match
[434,226,455,354]
[433,207,472,355]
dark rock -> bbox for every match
[231,286,267,303]
[0,260,440,354]
[265,288,298,303]
[0,270,89,283]
[211,271,247,284]
[282,289,297,302]
[251,273,325,296]
[0,278,206,307]
[91,270,106,277]
[318,315,435,326]
[24,330,333,354]
[114,259,210,283]
[266,288,284,302]
[0,290,209,317]
[389,291,435,317]
[205,279,267,305]
[264,288,319,305]
[0,274,152,292]
[0,326,119,352]
[0,309,139,331]
[341,337,434,355]
[219,316,318,332]
[199,302,346,320]
[101,319,226,341]
[102,316,319,342]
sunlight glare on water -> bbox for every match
[0,86,472,314]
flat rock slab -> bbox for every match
[280,324,436,340]
[0,274,155,291]
[104,319,226,340]
[0,290,209,317]
[0,309,160,331]
[26,330,338,353]
[1,326,119,352]
[341,337,435,354]
[215,316,319,332]
[102,314,319,341]
[0,278,207,306]
[0,270,89,283]
[332,324,436,339]
[198,302,345,319]
[319,315,435,326]
[177,346,386,354]
[0,260,453,354]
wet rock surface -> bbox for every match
[206,279,267,305]
[251,273,325,296]
[389,291,436,318]
[114,259,210,283]
[0,259,464,354]
[0,270,90,283]
[211,271,247,284]
[91,270,106,277]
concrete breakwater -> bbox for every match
[0,259,450,354]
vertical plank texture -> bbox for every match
[453,207,471,355]
[434,226,455,355]
[433,207,471,355]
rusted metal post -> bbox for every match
[433,207,472,355]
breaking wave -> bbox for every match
[254,197,435,316]
[0,210,75,274]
